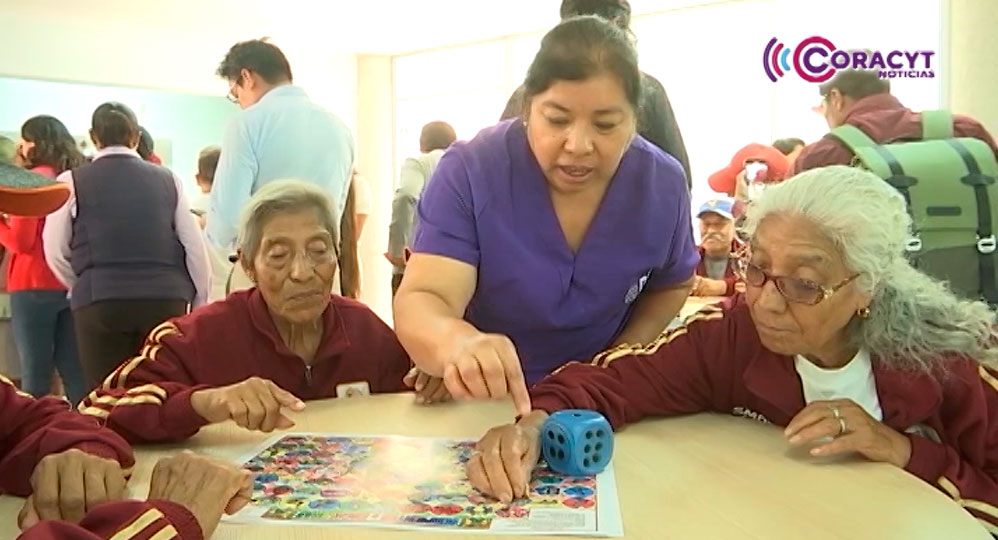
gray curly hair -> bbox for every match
[741,165,998,371]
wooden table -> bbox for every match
[1,394,989,539]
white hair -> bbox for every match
[742,165,998,371]
[237,180,339,264]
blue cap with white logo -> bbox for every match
[697,198,736,221]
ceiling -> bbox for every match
[3,0,727,55]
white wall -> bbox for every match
[355,56,396,323]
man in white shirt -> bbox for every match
[207,38,355,250]
[386,121,456,295]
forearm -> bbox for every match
[18,500,203,540]
[79,386,210,444]
[394,290,480,377]
[614,277,694,346]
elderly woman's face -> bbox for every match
[526,72,637,195]
[745,214,870,358]
[244,208,338,325]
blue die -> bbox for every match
[540,410,613,476]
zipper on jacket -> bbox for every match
[304,364,313,387]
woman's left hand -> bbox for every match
[784,399,912,468]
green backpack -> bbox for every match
[828,110,998,304]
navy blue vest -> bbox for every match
[69,154,195,309]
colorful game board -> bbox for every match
[227,433,622,536]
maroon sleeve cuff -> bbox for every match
[70,442,120,462]
[903,433,949,483]
[529,395,570,416]
[149,500,204,540]
[163,386,212,436]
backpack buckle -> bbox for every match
[978,235,997,254]
[905,237,923,253]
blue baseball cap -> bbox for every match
[697,198,735,220]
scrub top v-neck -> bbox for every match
[413,119,698,384]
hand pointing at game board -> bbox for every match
[191,377,305,433]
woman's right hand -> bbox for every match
[190,377,305,432]
[467,411,547,503]
[442,332,532,416]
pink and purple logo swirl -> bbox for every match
[764,36,936,83]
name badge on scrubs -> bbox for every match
[336,381,371,399]
[624,273,651,304]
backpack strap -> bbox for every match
[948,139,998,304]
[827,125,923,252]
[828,124,877,155]
[922,110,954,140]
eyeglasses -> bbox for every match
[226,83,239,104]
[737,259,859,305]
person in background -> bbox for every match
[352,170,372,241]
[208,38,355,249]
[0,116,87,404]
[136,126,162,165]
[338,170,372,300]
[794,69,998,174]
[468,167,998,534]
[708,143,790,203]
[692,198,742,297]
[339,179,361,300]
[191,145,232,302]
[395,17,698,416]
[772,137,805,165]
[43,102,210,390]
[387,121,457,296]
[0,136,16,164]
[501,0,692,186]
[79,181,444,445]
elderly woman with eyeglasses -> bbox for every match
[467,166,998,530]
[77,180,420,443]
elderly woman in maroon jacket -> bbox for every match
[470,166,998,532]
[78,180,443,444]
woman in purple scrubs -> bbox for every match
[394,16,699,415]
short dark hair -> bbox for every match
[197,146,222,185]
[560,0,631,29]
[818,69,890,101]
[216,38,293,84]
[523,16,641,113]
[91,102,139,148]
[137,126,155,160]
[21,115,85,174]
[772,138,805,155]
[420,122,457,152]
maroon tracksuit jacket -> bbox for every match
[531,295,998,531]
[79,289,411,444]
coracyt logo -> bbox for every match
[764,36,936,83]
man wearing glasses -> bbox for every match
[207,38,354,252]
[793,68,998,174]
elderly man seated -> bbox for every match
[692,198,742,297]
[467,166,998,533]
[79,180,440,444]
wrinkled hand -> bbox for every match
[191,377,305,433]
[18,449,126,529]
[443,333,531,416]
[692,276,728,297]
[403,368,451,405]
[148,451,252,538]
[785,399,912,467]
[467,411,547,503]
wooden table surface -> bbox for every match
[1,394,989,539]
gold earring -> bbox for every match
[856,307,871,319]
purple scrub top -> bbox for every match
[412,119,698,384]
